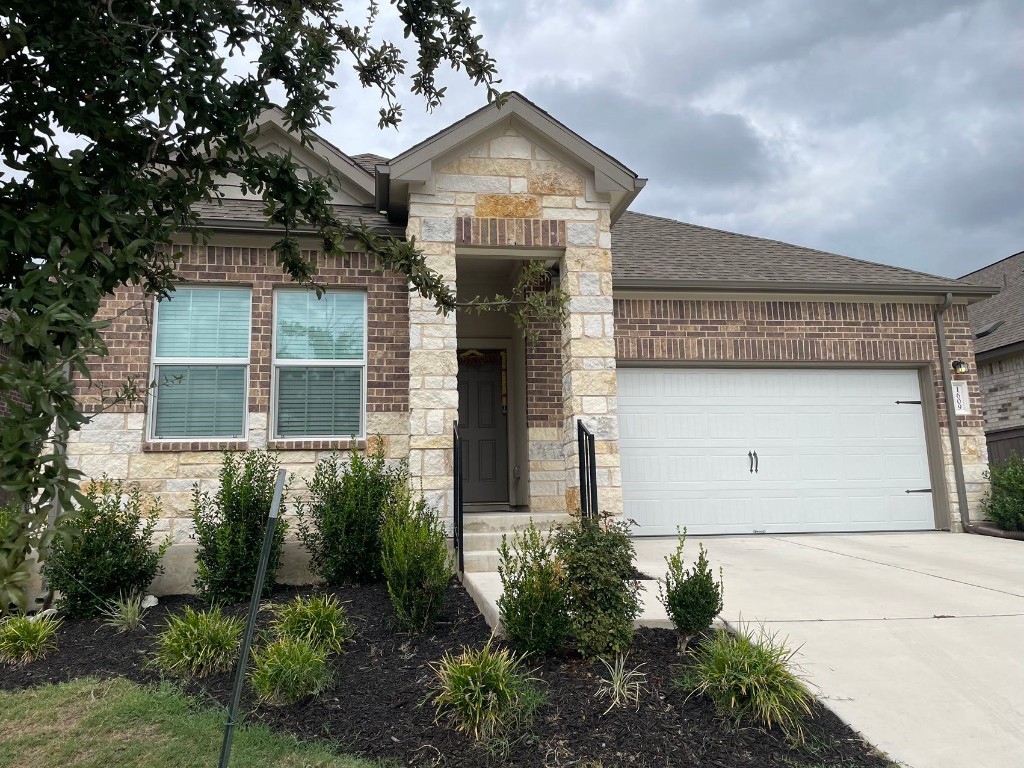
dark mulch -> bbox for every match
[1,582,894,767]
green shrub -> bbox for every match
[100,593,150,633]
[497,522,569,655]
[44,478,169,618]
[380,491,452,631]
[659,529,724,653]
[250,635,333,706]
[192,450,287,603]
[153,606,243,678]
[555,514,641,658]
[0,613,62,665]
[273,594,353,654]
[296,448,405,586]
[678,626,813,743]
[982,453,1024,531]
[0,502,37,614]
[430,637,542,742]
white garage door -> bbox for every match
[618,368,935,536]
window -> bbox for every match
[150,287,251,440]
[273,290,366,439]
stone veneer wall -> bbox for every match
[66,245,412,547]
[977,353,1024,432]
[614,297,988,529]
[406,127,622,520]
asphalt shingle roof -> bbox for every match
[611,211,981,293]
[349,153,387,175]
[191,198,399,233]
[960,251,1024,355]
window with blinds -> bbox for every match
[150,287,251,439]
[273,290,366,439]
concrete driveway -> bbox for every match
[634,532,1024,768]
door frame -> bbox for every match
[458,337,518,508]
[615,360,950,531]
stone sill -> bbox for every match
[143,441,248,453]
[267,439,367,452]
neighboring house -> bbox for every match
[961,251,1024,463]
[64,94,998,577]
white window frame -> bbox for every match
[270,288,368,441]
[147,285,252,442]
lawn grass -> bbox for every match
[0,677,380,768]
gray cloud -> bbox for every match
[316,0,1024,277]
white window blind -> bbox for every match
[151,287,251,439]
[274,291,366,438]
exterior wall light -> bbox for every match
[951,360,969,375]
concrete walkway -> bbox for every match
[464,532,1024,768]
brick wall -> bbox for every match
[614,298,983,430]
[525,316,562,429]
[74,245,410,442]
[977,352,1024,432]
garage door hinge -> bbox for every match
[753,529,767,534]
[895,400,922,405]
[905,488,932,494]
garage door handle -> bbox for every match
[753,451,759,473]
[748,451,753,473]
[905,488,932,494]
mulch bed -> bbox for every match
[1,581,894,767]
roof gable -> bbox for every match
[381,92,646,223]
[211,109,377,208]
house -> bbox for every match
[64,93,999,580]
[961,251,1024,463]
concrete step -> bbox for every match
[462,511,572,534]
[463,549,502,573]
[462,528,557,551]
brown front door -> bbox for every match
[457,351,509,504]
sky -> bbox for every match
[312,0,1023,280]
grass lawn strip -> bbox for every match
[0,677,376,768]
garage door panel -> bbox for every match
[618,368,935,535]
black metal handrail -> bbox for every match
[577,419,598,521]
[453,420,465,573]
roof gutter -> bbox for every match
[614,278,1002,301]
[933,292,974,532]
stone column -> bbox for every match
[406,208,460,524]
[560,218,623,517]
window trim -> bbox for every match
[147,285,252,443]
[270,288,368,441]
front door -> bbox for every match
[457,350,509,504]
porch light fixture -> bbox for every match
[951,360,969,375]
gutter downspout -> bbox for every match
[934,293,973,531]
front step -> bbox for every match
[460,510,573,573]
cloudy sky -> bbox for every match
[315,0,1023,280]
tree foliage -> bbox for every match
[0,0,505,610]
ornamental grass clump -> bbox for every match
[659,528,724,653]
[272,594,353,654]
[44,478,169,618]
[554,514,641,658]
[380,491,452,631]
[678,625,813,743]
[0,613,62,665]
[153,606,243,678]
[981,453,1024,531]
[497,521,568,656]
[430,637,542,742]
[192,450,287,603]
[250,635,333,706]
[100,593,150,633]
[595,653,647,714]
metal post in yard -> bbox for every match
[218,468,286,768]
